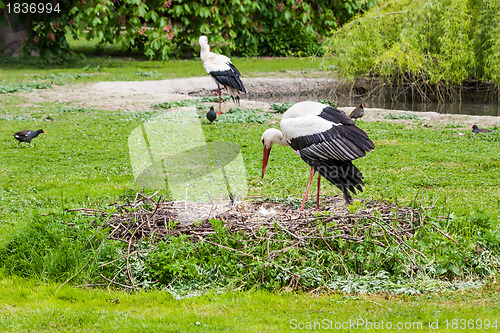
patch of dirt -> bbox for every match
[15,76,500,128]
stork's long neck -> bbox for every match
[200,43,211,62]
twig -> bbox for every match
[100,274,135,290]
[201,238,255,258]
[431,224,457,244]
[126,236,137,291]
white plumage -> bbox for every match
[261,101,375,209]
[199,36,246,115]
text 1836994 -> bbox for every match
[6,2,61,14]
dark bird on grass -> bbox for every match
[261,101,375,210]
[13,129,45,147]
[206,106,217,122]
[199,35,246,114]
[349,104,365,120]
[472,124,491,133]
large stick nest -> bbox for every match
[72,192,455,289]
[74,192,428,249]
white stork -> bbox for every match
[199,35,246,115]
[261,101,375,210]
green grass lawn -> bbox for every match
[1,54,500,330]
[0,54,323,88]
[1,274,499,332]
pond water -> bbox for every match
[247,93,500,117]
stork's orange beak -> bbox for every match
[261,147,271,179]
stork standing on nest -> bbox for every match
[199,35,246,116]
[261,101,375,210]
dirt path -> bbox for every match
[17,77,500,128]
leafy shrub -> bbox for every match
[1,208,498,291]
[69,0,337,59]
[3,0,377,61]
[270,102,294,113]
[324,0,500,98]
[145,216,497,291]
[17,0,84,63]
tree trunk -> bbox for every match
[0,10,31,56]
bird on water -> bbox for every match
[261,101,374,210]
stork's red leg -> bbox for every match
[216,83,222,115]
[301,167,316,211]
[316,173,321,210]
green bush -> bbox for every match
[69,0,338,59]
[0,213,108,283]
[1,0,377,61]
[324,0,500,89]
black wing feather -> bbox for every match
[317,106,353,125]
[289,106,375,202]
[303,158,364,203]
[290,126,374,161]
[210,63,246,93]
[14,130,31,137]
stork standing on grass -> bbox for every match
[261,101,375,210]
[199,35,246,115]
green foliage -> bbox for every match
[13,0,377,61]
[196,96,231,103]
[317,99,337,108]
[135,69,161,77]
[383,113,422,120]
[476,0,500,82]
[0,81,52,94]
[152,99,269,123]
[0,213,107,283]
[147,218,428,291]
[324,0,500,88]
[0,281,498,332]
[270,100,336,114]
[1,69,500,291]
[0,73,93,94]
[152,97,231,111]
[18,0,84,63]
[215,108,270,124]
[69,0,333,59]
[270,102,294,113]
[153,99,202,109]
